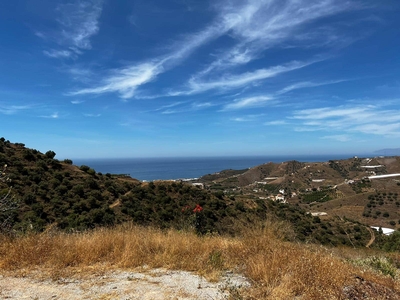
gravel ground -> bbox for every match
[0,268,250,299]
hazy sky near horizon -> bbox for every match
[1,0,400,158]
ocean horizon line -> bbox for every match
[71,153,373,161]
[70,154,376,182]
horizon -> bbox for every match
[71,152,374,162]
[71,153,375,181]
[1,1,400,158]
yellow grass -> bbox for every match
[0,220,399,299]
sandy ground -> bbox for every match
[0,268,250,300]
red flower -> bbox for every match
[193,204,203,213]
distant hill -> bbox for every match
[375,148,400,155]
[198,154,400,240]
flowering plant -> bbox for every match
[193,204,203,213]
[180,204,205,234]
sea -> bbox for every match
[72,154,367,182]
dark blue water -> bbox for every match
[73,154,364,181]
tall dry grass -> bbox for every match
[0,220,399,299]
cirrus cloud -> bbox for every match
[292,104,400,136]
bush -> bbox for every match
[352,256,397,278]
[87,168,96,176]
[45,150,56,159]
[23,150,36,161]
[63,159,73,165]
[80,165,90,172]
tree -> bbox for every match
[0,164,19,232]
[45,150,56,159]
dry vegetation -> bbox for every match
[2,140,400,298]
[1,221,400,299]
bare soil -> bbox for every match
[0,268,249,300]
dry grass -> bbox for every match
[0,221,399,299]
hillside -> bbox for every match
[0,137,384,248]
[3,138,400,298]
[197,156,400,239]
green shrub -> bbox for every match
[45,150,56,159]
[352,256,397,278]
[80,165,90,172]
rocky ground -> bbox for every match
[343,275,400,300]
[0,268,250,300]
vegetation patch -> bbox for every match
[299,188,334,203]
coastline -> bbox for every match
[73,154,370,182]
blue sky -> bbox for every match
[1,0,400,159]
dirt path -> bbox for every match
[366,227,375,248]
[0,268,249,300]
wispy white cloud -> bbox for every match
[50,112,59,119]
[161,109,179,115]
[321,134,351,142]
[223,0,351,44]
[187,60,317,96]
[294,126,321,132]
[71,100,84,104]
[191,102,213,109]
[223,96,273,110]
[154,101,186,112]
[69,0,371,99]
[83,113,101,117]
[40,0,103,59]
[70,16,229,97]
[276,79,349,95]
[264,120,287,125]
[219,78,348,112]
[354,123,400,136]
[56,0,103,50]
[168,0,348,96]
[41,112,59,119]
[66,67,94,82]
[43,49,73,58]
[34,31,46,40]
[231,117,248,122]
[70,62,163,99]
[156,101,214,114]
[192,0,357,78]
[231,114,265,122]
[0,105,31,115]
[293,106,380,121]
[292,104,400,136]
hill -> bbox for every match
[196,156,400,239]
[3,138,400,298]
[0,137,383,248]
